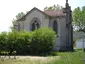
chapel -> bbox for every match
[15,0,73,51]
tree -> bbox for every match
[44,4,63,11]
[16,12,25,20]
[10,19,18,31]
[10,12,25,31]
[73,6,85,32]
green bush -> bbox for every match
[0,32,7,51]
[7,31,19,54]
[0,28,56,55]
[7,30,32,55]
[30,28,56,55]
[15,31,32,54]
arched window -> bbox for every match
[31,20,40,31]
[53,20,57,33]
[30,17,41,31]
[31,22,35,31]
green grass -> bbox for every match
[52,51,84,64]
[0,50,84,64]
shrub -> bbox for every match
[15,31,32,54]
[0,32,7,51]
[7,31,18,54]
[0,28,56,56]
[30,28,56,55]
[7,30,32,55]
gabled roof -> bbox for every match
[17,7,49,21]
[17,7,66,21]
[44,10,66,17]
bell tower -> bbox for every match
[65,0,73,51]
[60,0,73,51]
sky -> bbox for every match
[0,0,85,32]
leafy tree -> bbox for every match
[73,6,85,32]
[16,12,25,20]
[44,4,63,11]
[10,12,25,31]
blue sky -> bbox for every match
[0,0,85,32]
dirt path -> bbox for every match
[0,56,60,61]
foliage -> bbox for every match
[30,28,56,55]
[44,4,63,11]
[15,31,32,55]
[0,32,7,51]
[0,28,56,55]
[10,12,25,31]
[16,12,25,20]
[73,6,85,32]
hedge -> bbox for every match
[0,28,56,55]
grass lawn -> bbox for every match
[0,50,84,64]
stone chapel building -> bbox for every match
[15,0,73,51]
